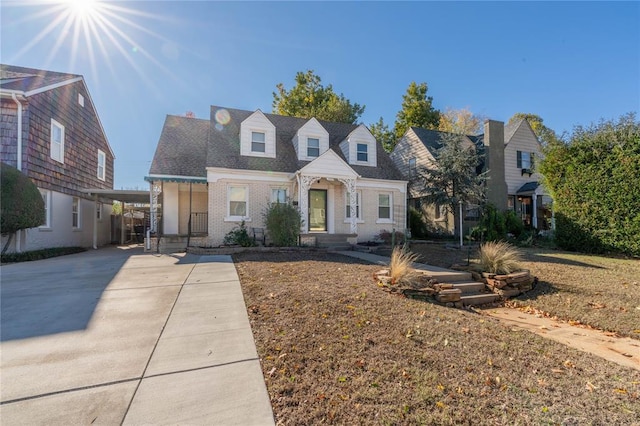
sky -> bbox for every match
[2,1,638,190]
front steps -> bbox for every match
[449,280,501,307]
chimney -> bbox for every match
[483,120,508,210]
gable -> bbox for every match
[339,124,377,167]
[300,149,358,179]
[239,109,276,158]
[294,117,330,161]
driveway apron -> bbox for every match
[0,247,274,425]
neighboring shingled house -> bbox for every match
[1,64,115,252]
[146,106,407,251]
[390,118,551,235]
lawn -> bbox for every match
[408,243,640,339]
[234,251,639,425]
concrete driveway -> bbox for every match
[0,246,274,425]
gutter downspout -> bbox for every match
[11,93,24,253]
[11,93,23,171]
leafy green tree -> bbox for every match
[1,163,45,253]
[272,70,365,124]
[508,112,558,146]
[539,113,640,255]
[416,133,485,236]
[394,82,440,142]
[369,117,395,153]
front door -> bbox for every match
[309,189,327,232]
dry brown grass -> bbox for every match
[408,243,640,339]
[234,251,640,425]
[478,241,523,274]
[388,246,420,285]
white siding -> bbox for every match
[295,118,329,161]
[239,110,276,158]
[300,149,358,179]
[504,122,543,194]
[344,125,377,167]
[1,191,111,252]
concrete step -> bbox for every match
[460,293,501,306]
[448,281,486,294]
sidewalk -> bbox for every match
[0,249,274,425]
[338,249,640,372]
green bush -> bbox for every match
[1,247,86,263]
[470,204,507,242]
[262,201,302,247]
[504,210,525,238]
[408,207,428,238]
[540,114,640,255]
[1,163,45,232]
[223,221,255,247]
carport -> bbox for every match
[82,189,150,249]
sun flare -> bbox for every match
[65,0,98,21]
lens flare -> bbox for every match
[215,109,231,126]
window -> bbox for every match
[251,132,266,153]
[345,191,361,219]
[97,149,106,181]
[271,188,287,203]
[517,151,533,169]
[378,193,391,220]
[357,143,368,162]
[96,202,103,220]
[72,197,80,228]
[228,186,248,218]
[78,93,84,107]
[434,203,443,220]
[408,158,417,176]
[50,119,65,163]
[307,138,320,157]
[39,189,51,228]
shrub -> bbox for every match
[223,221,255,247]
[504,210,525,238]
[378,229,406,246]
[1,247,86,263]
[539,114,640,255]
[262,201,302,247]
[470,203,507,242]
[478,241,523,274]
[389,245,420,286]
[408,207,428,238]
[1,163,45,253]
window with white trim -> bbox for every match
[345,191,361,220]
[357,143,368,162]
[228,186,248,218]
[97,149,106,181]
[96,202,103,220]
[271,188,287,203]
[408,157,417,177]
[78,93,84,107]
[307,138,320,158]
[378,193,391,220]
[72,197,80,228]
[50,119,65,163]
[251,132,266,153]
[517,151,533,169]
[39,189,51,228]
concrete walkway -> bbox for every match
[0,247,274,425]
[338,249,640,372]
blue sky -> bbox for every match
[2,1,638,189]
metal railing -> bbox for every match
[189,212,208,234]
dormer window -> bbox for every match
[357,143,368,162]
[252,132,266,153]
[240,110,276,158]
[307,138,320,157]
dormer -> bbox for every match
[240,110,276,158]
[339,124,377,167]
[293,117,330,161]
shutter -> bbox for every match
[517,151,522,168]
[530,152,535,168]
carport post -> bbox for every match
[93,193,98,249]
[120,200,125,245]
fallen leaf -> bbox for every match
[435,401,446,409]
[268,367,276,376]
[564,360,576,368]
[622,353,633,358]
[586,381,598,392]
[551,369,563,374]
[614,388,628,394]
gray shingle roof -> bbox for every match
[0,64,80,93]
[150,106,404,181]
[504,118,523,143]
[149,115,210,177]
[516,181,540,194]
